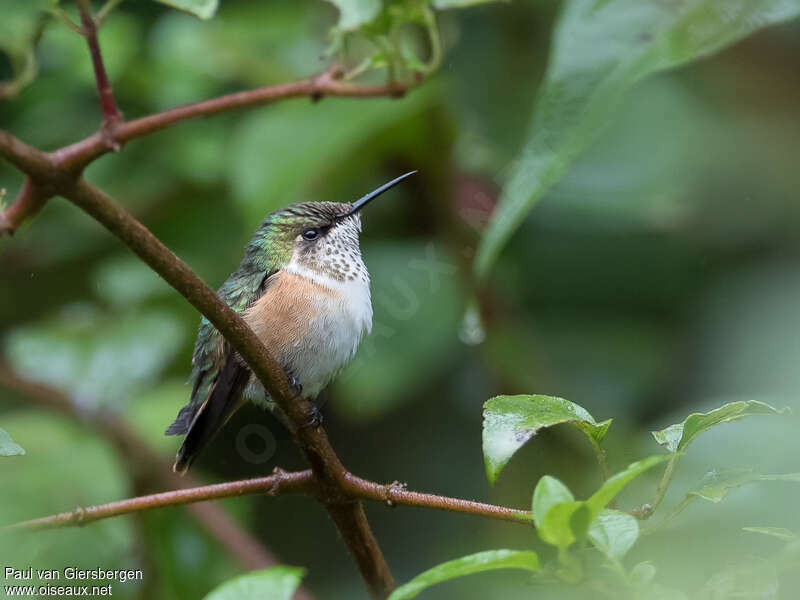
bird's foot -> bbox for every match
[382,480,407,508]
[288,374,303,397]
[301,405,324,430]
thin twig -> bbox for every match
[6,468,534,532]
[0,70,410,235]
[76,0,123,147]
[96,0,124,26]
[52,74,408,170]
[7,470,315,532]
[0,178,52,236]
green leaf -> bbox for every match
[536,457,665,549]
[538,501,591,548]
[0,428,25,456]
[586,455,669,514]
[695,470,800,503]
[652,401,788,453]
[482,394,611,483]
[153,0,219,19]
[532,475,574,527]
[203,566,306,600]
[473,0,800,280]
[588,509,639,560]
[387,550,539,600]
[325,0,382,30]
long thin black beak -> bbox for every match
[341,170,417,218]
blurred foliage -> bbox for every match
[2,0,800,598]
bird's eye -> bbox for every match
[301,228,320,241]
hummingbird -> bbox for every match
[165,171,416,474]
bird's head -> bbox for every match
[253,171,416,282]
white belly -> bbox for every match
[285,277,372,397]
[243,264,372,401]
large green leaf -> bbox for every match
[482,394,611,483]
[325,0,382,30]
[203,566,306,600]
[387,550,539,600]
[588,509,639,561]
[651,401,787,453]
[153,0,219,20]
[473,0,800,279]
[0,427,25,456]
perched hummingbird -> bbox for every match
[166,171,416,474]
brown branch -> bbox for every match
[8,469,315,532]
[6,468,533,532]
[52,72,407,171]
[0,178,52,235]
[76,0,123,146]
[342,474,532,525]
[0,130,55,179]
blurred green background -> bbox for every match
[2,1,800,598]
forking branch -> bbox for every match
[0,5,420,599]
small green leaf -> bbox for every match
[652,401,788,453]
[586,455,669,515]
[203,566,306,600]
[588,509,639,560]
[742,527,797,541]
[153,0,219,20]
[482,395,611,483]
[474,0,800,280]
[532,475,574,527]
[539,501,591,548]
[0,428,25,456]
[387,550,539,600]
[325,0,382,30]
[537,457,664,549]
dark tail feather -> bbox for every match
[173,359,250,475]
